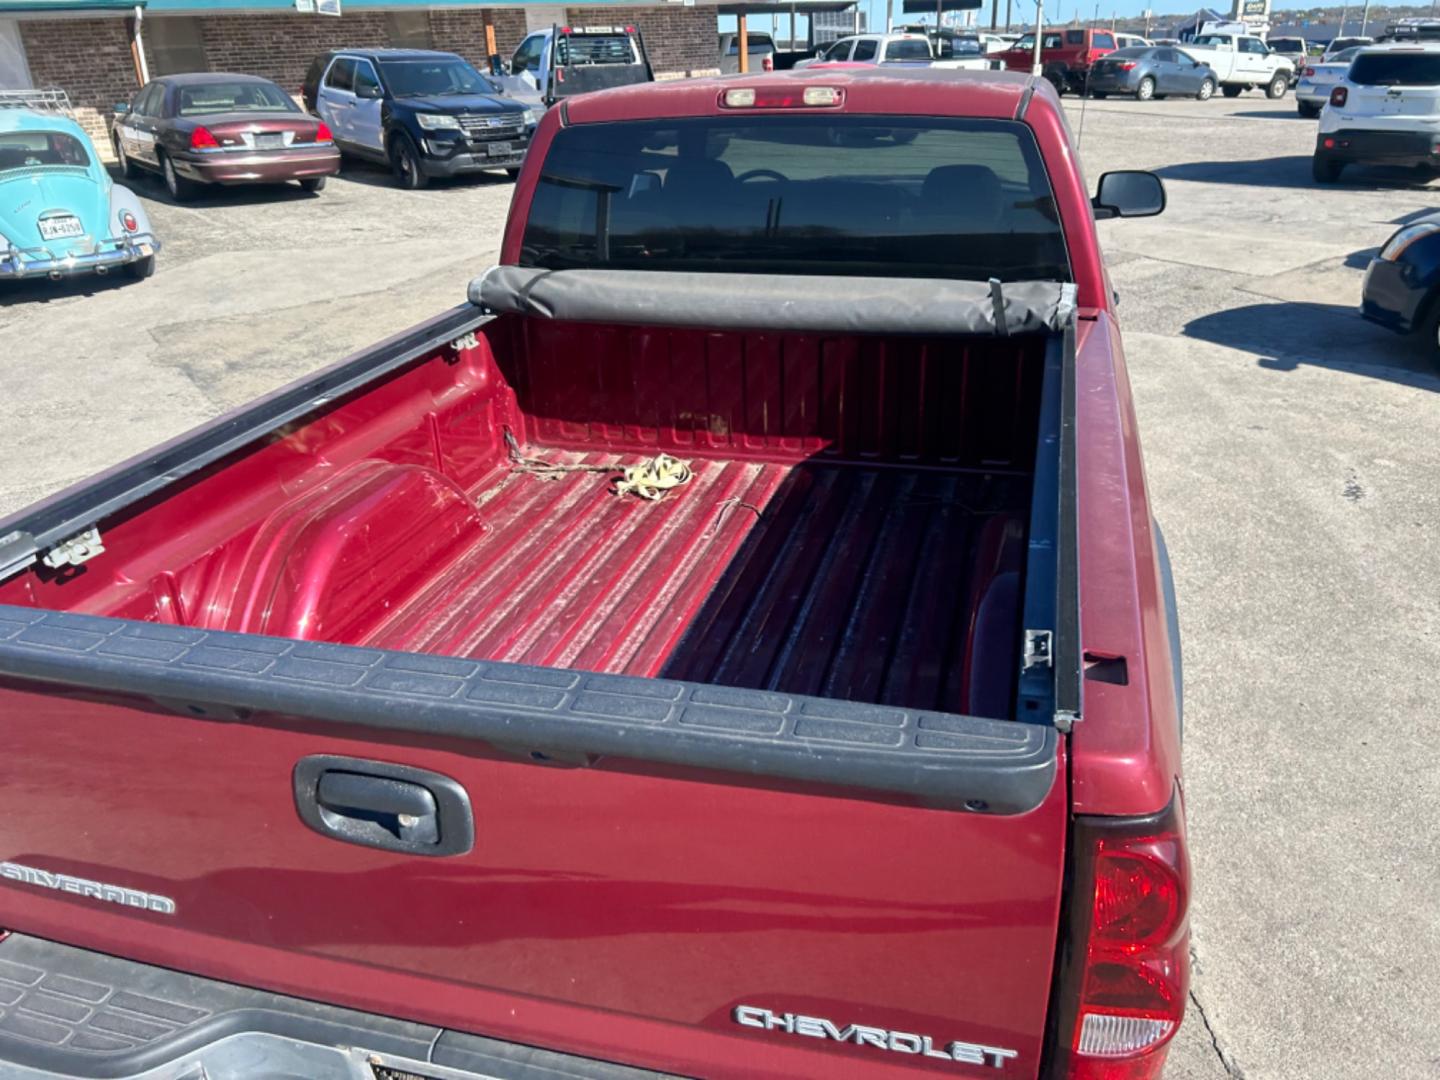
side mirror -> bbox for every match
[114,102,129,115]
[1093,170,1165,219]
[511,57,526,75]
[355,82,383,100]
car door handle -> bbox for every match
[294,755,475,856]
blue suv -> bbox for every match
[304,49,536,189]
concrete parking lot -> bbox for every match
[1,94,1437,1079]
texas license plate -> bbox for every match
[485,141,513,157]
[37,216,83,241]
[255,133,285,149]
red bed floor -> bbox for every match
[365,448,1028,716]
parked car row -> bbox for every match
[997,26,1293,98]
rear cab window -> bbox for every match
[852,39,878,61]
[520,116,1070,283]
[1091,32,1115,50]
[884,38,931,60]
[1349,51,1440,85]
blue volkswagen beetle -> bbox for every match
[0,98,159,281]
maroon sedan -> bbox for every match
[112,73,340,201]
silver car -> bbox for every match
[1295,45,1363,117]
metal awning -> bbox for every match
[715,0,857,15]
[0,0,142,10]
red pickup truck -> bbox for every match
[0,69,1185,1080]
[998,28,1119,94]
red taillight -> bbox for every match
[1323,136,1336,148]
[560,25,572,33]
[1331,86,1348,107]
[1303,66,1315,76]
[314,121,333,143]
[119,209,138,232]
[762,54,774,72]
[624,24,635,33]
[1054,790,1190,1080]
[1117,61,1136,71]
[556,68,566,83]
[1091,848,1183,946]
[190,125,219,150]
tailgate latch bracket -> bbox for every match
[41,526,105,570]
[1022,628,1053,671]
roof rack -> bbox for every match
[1382,18,1440,39]
[0,89,75,118]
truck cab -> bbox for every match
[508,24,653,106]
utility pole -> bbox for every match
[887,0,895,32]
[1006,0,1012,30]
[992,0,999,30]
[1032,0,1044,74]
[1337,3,1347,39]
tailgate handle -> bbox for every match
[318,772,440,846]
[294,756,475,857]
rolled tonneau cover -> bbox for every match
[470,266,1079,337]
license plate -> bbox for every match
[37,216,83,241]
[485,141,514,157]
[255,133,285,149]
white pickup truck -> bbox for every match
[1184,30,1294,97]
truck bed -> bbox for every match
[2,313,1045,722]
[0,298,1074,1080]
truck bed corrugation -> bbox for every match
[365,454,1026,718]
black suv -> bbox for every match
[302,49,536,188]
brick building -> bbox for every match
[0,0,720,152]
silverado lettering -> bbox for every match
[733,1005,1019,1067]
[0,861,176,914]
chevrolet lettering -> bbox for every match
[733,1005,1018,1068]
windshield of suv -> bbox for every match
[0,131,90,172]
[177,81,299,116]
[378,58,496,97]
[521,116,1069,282]
[1349,51,1440,85]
